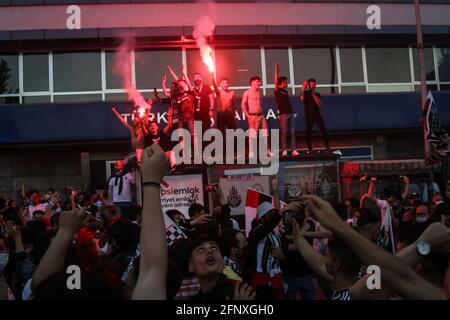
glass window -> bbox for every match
[23,53,49,92]
[187,48,213,84]
[53,52,102,92]
[105,93,128,101]
[412,47,435,81]
[440,84,450,91]
[106,51,131,90]
[22,96,51,104]
[367,84,412,93]
[53,94,102,103]
[264,48,289,85]
[215,48,261,87]
[293,48,337,85]
[135,49,182,90]
[0,54,19,94]
[340,86,366,94]
[366,48,410,83]
[436,47,450,82]
[339,47,364,83]
[414,84,438,92]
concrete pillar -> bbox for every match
[80,152,90,192]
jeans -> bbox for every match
[217,111,236,134]
[305,111,329,151]
[114,201,131,217]
[284,274,315,300]
[279,113,296,151]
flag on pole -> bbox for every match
[164,213,187,246]
[244,188,286,236]
[376,201,396,254]
[423,91,450,166]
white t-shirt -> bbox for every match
[108,173,134,203]
[27,203,49,220]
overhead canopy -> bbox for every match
[340,159,441,177]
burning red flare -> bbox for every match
[193,16,216,73]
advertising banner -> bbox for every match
[160,174,204,218]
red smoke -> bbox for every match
[113,36,152,111]
[193,16,215,73]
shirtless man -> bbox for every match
[241,76,272,158]
[212,74,236,135]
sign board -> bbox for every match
[219,174,270,216]
[160,174,204,218]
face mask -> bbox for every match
[416,216,428,223]
[0,253,9,269]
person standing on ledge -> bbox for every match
[274,63,299,158]
[300,79,330,154]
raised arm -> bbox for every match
[161,74,171,98]
[162,107,173,136]
[31,209,89,291]
[211,73,220,96]
[301,195,447,300]
[132,144,169,300]
[401,176,410,200]
[111,107,132,131]
[166,65,179,81]
[300,81,307,102]
[367,177,378,203]
[181,64,193,91]
[274,63,279,93]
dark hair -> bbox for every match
[219,77,229,83]
[220,228,240,257]
[356,208,380,226]
[188,203,205,219]
[188,234,222,259]
[33,269,126,300]
[124,204,142,222]
[307,78,317,84]
[249,76,261,84]
[195,217,221,238]
[327,238,362,276]
[110,219,139,251]
[166,209,183,222]
[278,76,287,84]
[169,238,193,277]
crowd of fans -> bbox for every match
[0,144,449,300]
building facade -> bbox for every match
[0,0,449,196]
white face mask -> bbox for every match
[0,253,9,270]
[416,216,428,223]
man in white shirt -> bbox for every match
[108,160,135,217]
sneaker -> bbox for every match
[292,150,300,157]
[281,150,288,157]
[333,150,343,156]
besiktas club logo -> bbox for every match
[227,185,242,208]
